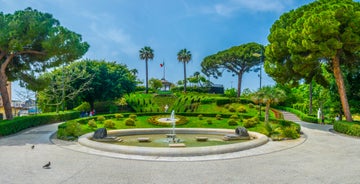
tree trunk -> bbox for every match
[183,62,187,93]
[265,102,270,122]
[309,81,313,115]
[332,55,353,121]
[237,73,243,97]
[0,74,13,120]
[145,59,148,94]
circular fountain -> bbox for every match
[78,110,269,158]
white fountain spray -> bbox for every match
[170,110,175,136]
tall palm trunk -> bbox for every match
[333,55,352,121]
[183,62,187,93]
[145,59,149,94]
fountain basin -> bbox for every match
[79,128,268,157]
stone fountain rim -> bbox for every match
[78,128,269,157]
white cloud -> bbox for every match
[206,0,294,16]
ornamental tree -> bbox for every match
[266,0,360,121]
[0,8,89,119]
[201,42,263,97]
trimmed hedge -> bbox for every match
[275,106,318,123]
[0,111,80,137]
[334,121,360,137]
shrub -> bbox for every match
[115,114,124,120]
[243,117,259,128]
[129,114,137,120]
[57,121,82,140]
[216,114,222,120]
[207,119,213,125]
[104,120,115,129]
[125,118,136,126]
[198,114,203,120]
[228,119,238,126]
[282,126,300,139]
[237,106,247,113]
[216,98,231,106]
[87,119,97,129]
[97,116,106,122]
[224,104,230,109]
[228,106,236,112]
[334,121,360,137]
[248,103,255,109]
[230,114,238,119]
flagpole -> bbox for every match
[163,60,165,80]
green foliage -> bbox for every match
[282,126,300,139]
[230,114,238,119]
[125,118,136,126]
[237,106,247,113]
[74,102,91,112]
[0,111,79,136]
[147,115,188,126]
[334,121,360,137]
[57,121,82,140]
[96,116,106,122]
[227,119,238,126]
[216,98,231,106]
[104,120,115,129]
[87,119,97,129]
[129,114,137,120]
[198,114,203,120]
[228,106,236,112]
[216,114,222,120]
[115,114,124,120]
[243,117,259,128]
[207,119,213,125]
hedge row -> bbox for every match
[275,106,318,123]
[0,111,80,137]
[334,121,360,137]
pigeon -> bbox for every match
[42,162,51,169]
[31,145,35,149]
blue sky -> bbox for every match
[1,0,315,99]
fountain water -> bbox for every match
[170,110,175,135]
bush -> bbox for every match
[87,119,97,129]
[243,117,259,128]
[228,119,238,126]
[129,114,137,120]
[97,116,106,122]
[207,119,213,125]
[0,111,79,137]
[237,106,247,113]
[248,103,255,109]
[334,121,360,137]
[125,118,135,126]
[230,114,238,119]
[216,114,222,120]
[57,121,82,140]
[229,106,236,112]
[198,114,203,120]
[216,98,231,106]
[115,114,124,120]
[282,126,300,139]
[104,120,115,129]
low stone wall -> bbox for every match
[78,128,269,157]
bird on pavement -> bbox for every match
[42,161,51,169]
[31,145,35,149]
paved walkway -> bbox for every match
[0,112,359,184]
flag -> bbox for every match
[160,61,165,67]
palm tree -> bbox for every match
[139,46,154,93]
[252,86,286,122]
[177,49,192,93]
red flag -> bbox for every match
[160,61,165,67]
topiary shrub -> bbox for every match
[104,120,115,129]
[115,114,124,120]
[97,116,106,123]
[87,119,97,129]
[237,106,247,113]
[57,121,82,140]
[216,114,222,120]
[248,103,255,109]
[224,104,230,109]
[230,114,238,120]
[125,118,136,126]
[207,119,213,125]
[243,117,259,128]
[228,119,238,126]
[229,106,236,112]
[129,114,137,120]
[198,114,203,120]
